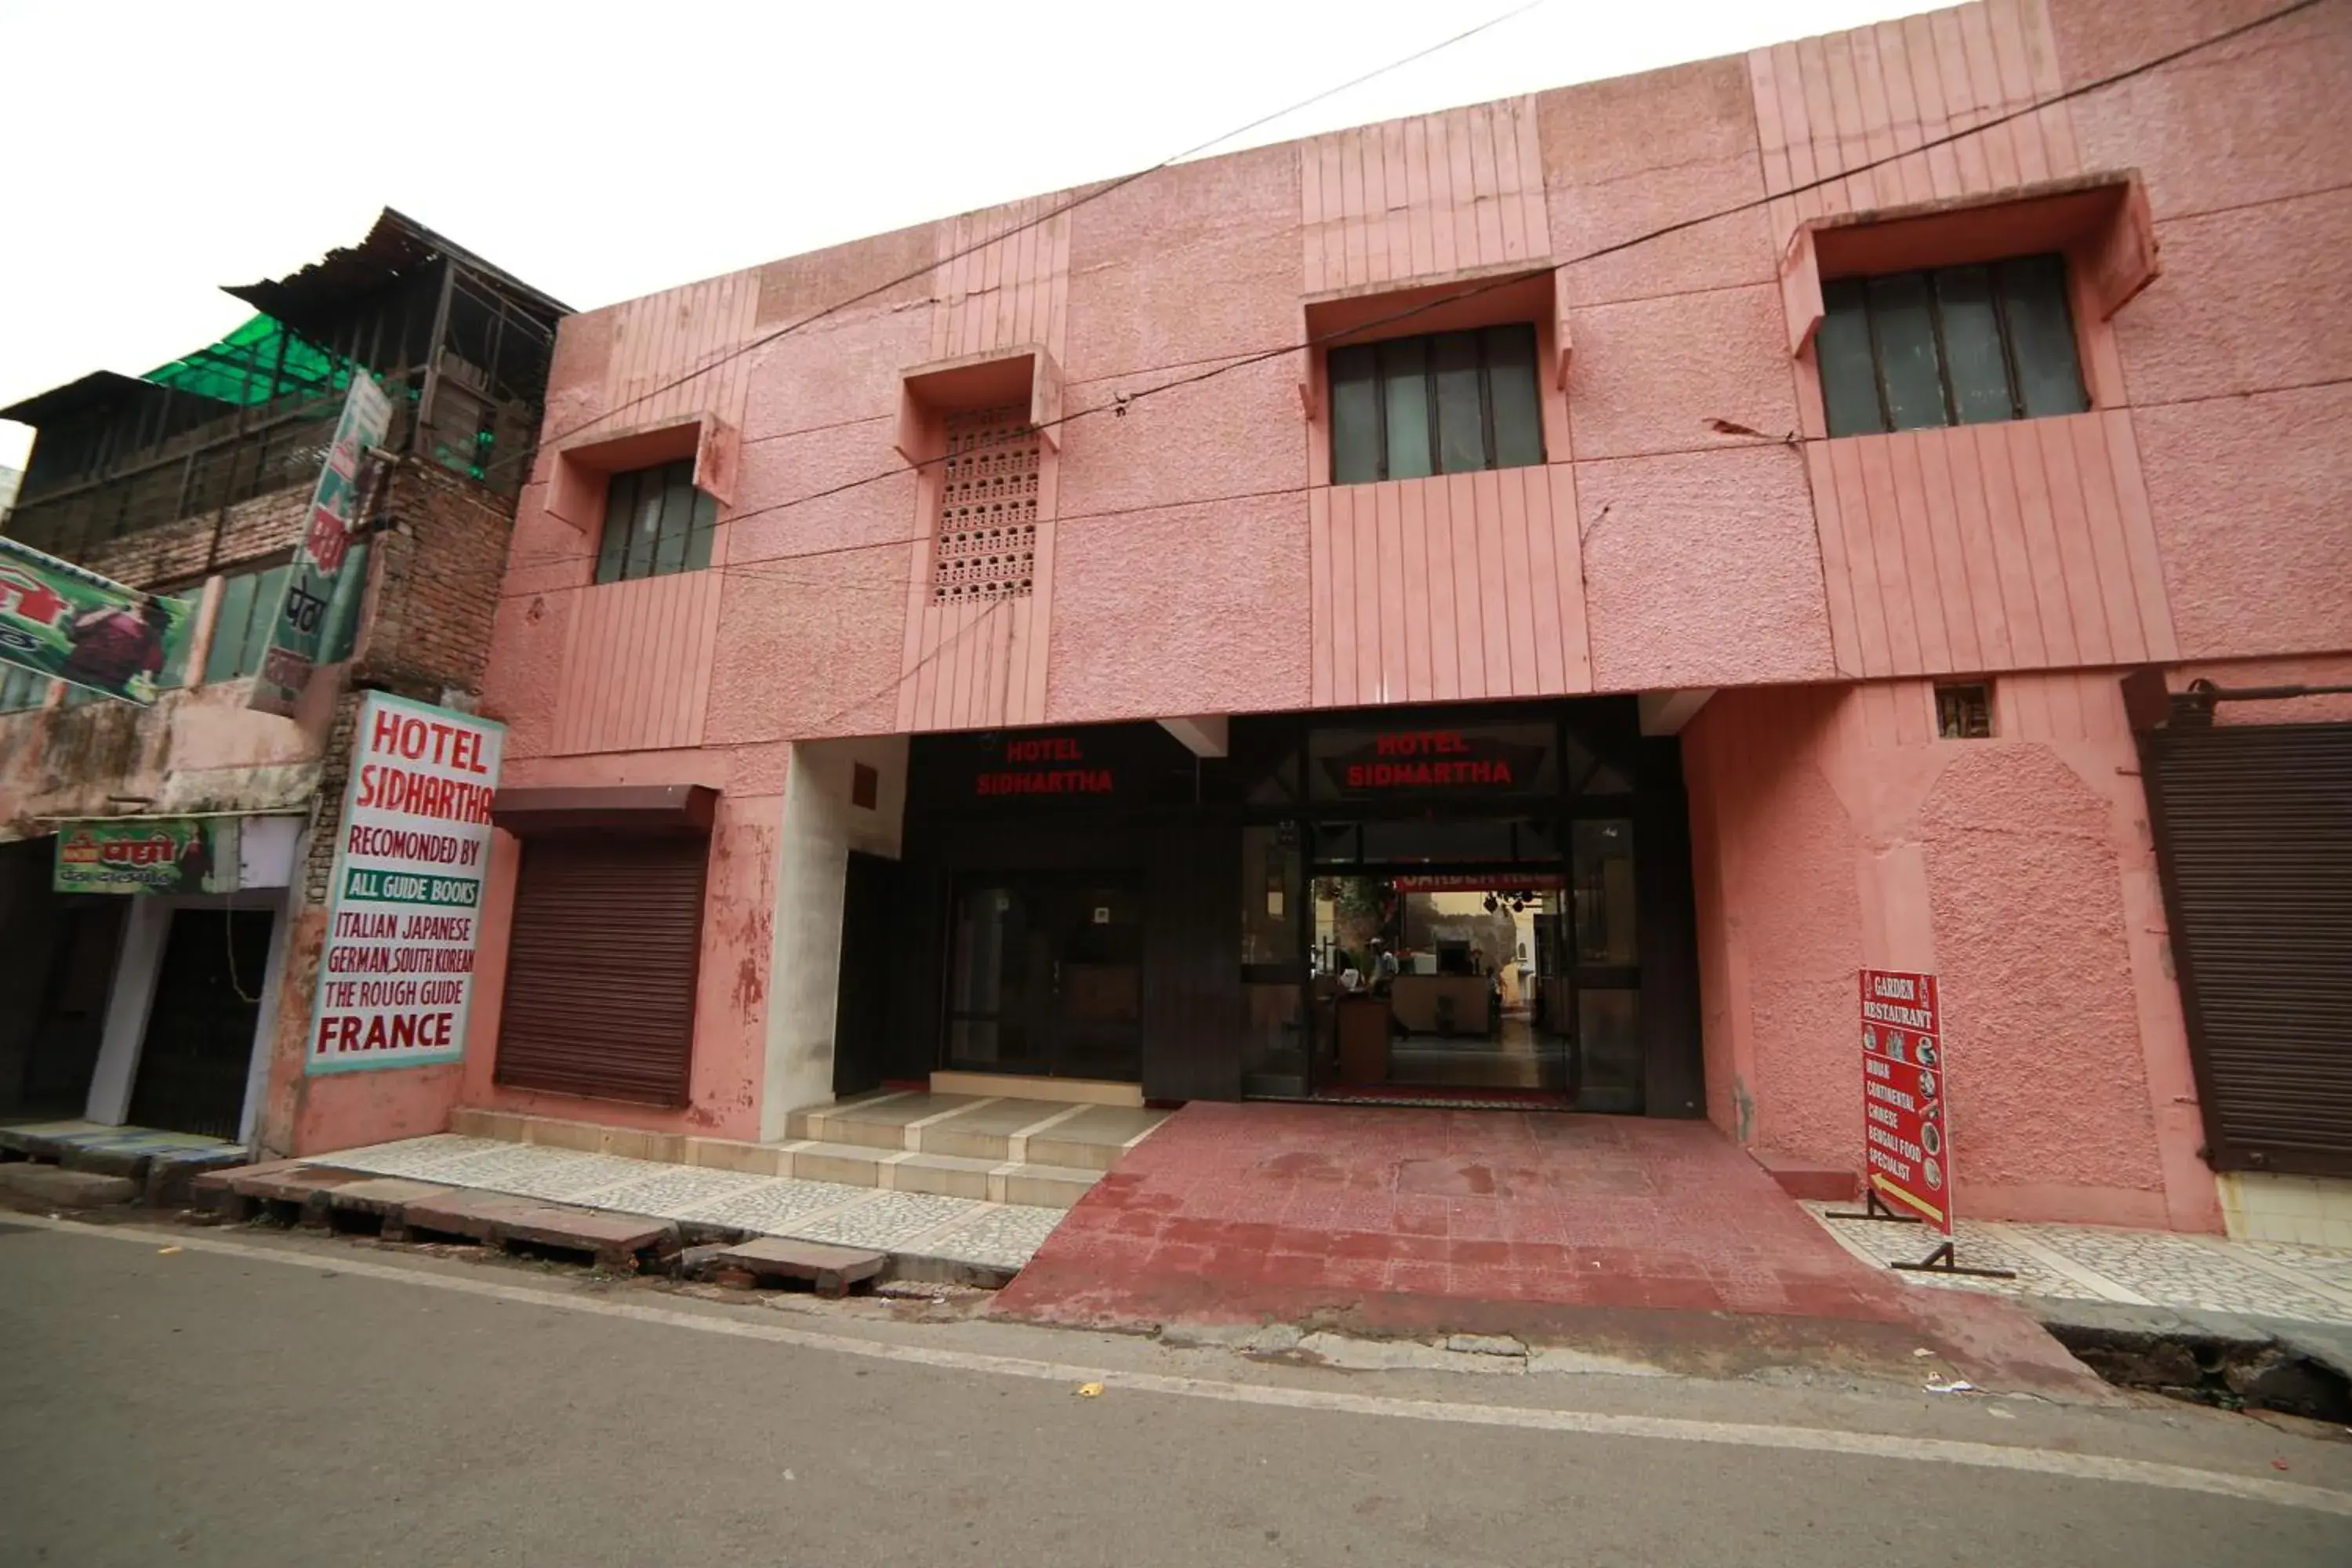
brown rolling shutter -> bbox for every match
[2143,721,2352,1176]
[494,833,709,1107]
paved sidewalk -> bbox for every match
[990,1103,2100,1392]
[321,1135,1066,1274]
[1808,1203,2352,1327]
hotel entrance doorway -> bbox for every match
[945,873,1145,1082]
[1235,700,1690,1114]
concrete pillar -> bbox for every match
[759,735,908,1140]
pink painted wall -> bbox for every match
[443,0,2352,1220]
[479,0,2350,750]
[1683,672,2224,1231]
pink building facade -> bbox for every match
[267,0,2352,1243]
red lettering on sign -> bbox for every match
[1342,760,1515,789]
[1374,731,1473,758]
[1004,737,1083,764]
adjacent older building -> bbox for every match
[0,211,565,1146]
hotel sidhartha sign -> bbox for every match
[1860,968,1954,1236]
[307,691,504,1075]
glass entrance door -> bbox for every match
[946,876,1144,1081]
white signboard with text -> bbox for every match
[307,691,505,1075]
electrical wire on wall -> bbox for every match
[488,0,2332,601]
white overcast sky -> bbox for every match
[0,0,1934,470]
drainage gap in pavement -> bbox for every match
[2044,1323,2352,1422]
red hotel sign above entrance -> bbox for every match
[1314,724,1553,799]
[975,734,1114,797]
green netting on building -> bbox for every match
[143,314,354,406]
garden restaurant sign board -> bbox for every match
[308,691,504,1075]
[0,536,193,706]
[1860,968,1953,1236]
[249,376,394,717]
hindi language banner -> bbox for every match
[247,376,394,716]
[53,818,239,895]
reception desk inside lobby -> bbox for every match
[1388,975,1494,1036]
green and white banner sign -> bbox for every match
[54,818,239,895]
[0,536,193,706]
[248,375,394,717]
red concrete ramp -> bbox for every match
[995,1103,2094,1392]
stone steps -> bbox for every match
[448,1094,1169,1210]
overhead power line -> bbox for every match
[483,1,1552,485]
[498,0,2329,593]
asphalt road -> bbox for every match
[2,1215,2347,1567]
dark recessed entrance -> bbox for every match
[128,908,273,1140]
[947,874,1145,1081]
[885,698,1701,1115]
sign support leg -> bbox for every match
[1826,1188,1921,1224]
[1889,1240,2016,1280]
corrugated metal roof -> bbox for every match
[225,206,572,336]
[2,209,571,431]
[0,371,166,426]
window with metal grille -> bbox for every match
[203,564,291,684]
[1936,682,1994,739]
[1817,254,2088,437]
[0,663,53,711]
[594,459,717,584]
[931,407,1038,603]
[1328,323,1544,486]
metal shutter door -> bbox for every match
[493,834,709,1107]
[2145,723,2352,1175]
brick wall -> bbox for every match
[80,482,308,589]
[356,459,516,697]
[300,688,367,906]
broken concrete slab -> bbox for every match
[226,1164,379,1225]
[1294,1333,1525,1374]
[58,1145,158,1182]
[711,1236,887,1298]
[1445,1333,1529,1358]
[403,1190,678,1272]
[319,1178,457,1239]
[144,1148,252,1209]
[1526,1346,1670,1377]
[0,1165,138,1208]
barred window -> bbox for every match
[1817,254,2087,438]
[595,459,717,584]
[204,564,290,684]
[0,662,52,712]
[1329,324,1544,486]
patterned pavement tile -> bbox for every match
[1804,1205,2352,1324]
[916,1204,1066,1269]
[323,1135,510,1181]
[787,1190,993,1250]
[689,1178,881,1233]
[555,1166,771,1217]
[491,1154,676,1204]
